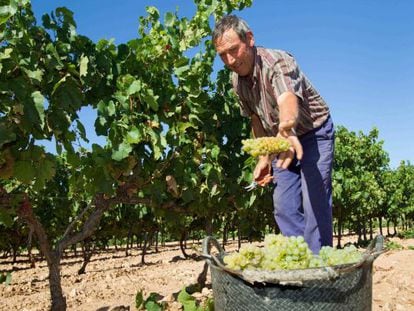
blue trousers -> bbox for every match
[272,116,334,253]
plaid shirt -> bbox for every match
[232,47,330,136]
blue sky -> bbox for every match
[31,0,414,168]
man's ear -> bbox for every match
[246,31,255,47]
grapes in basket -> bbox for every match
[223,234,363,271]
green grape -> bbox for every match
[319,245,363,266]
[223,244,264,270]
[223,234,363,272]
[308,255,325,268]
[241,137,290,157]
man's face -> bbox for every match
[214,28,255,77]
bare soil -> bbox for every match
[1,236,413,311]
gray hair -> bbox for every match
[212,15,251,43]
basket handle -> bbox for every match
[202,236,225,259]
[366,234,385,262]
[371,234,384,253]
[201,236,244,277]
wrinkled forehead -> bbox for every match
[214,28,241,48]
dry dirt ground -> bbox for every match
[1,236,413,311]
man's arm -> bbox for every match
[276,91,303,169]
[278,91,299,135]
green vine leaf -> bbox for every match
[31,91,46,128]
[112,142,132,161]
[13,160,36,184]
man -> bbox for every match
[213,15,334,253]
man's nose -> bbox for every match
[223,53,236,66]
[227,54,236,66]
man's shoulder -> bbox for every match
[257,47,295,67]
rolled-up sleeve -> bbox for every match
[270,52,304,102]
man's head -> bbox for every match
[213,15,255,77]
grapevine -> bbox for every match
[223,234,363,271]
[241,137,290,157]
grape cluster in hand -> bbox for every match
[242,137,290,157]
[223,234,363,271]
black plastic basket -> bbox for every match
[202,236,383,311]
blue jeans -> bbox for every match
[272,116,334,253]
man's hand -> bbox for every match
[276,120,303,169]
[253,155,273,186]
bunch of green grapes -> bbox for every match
[261,235,314,270]
[241,137,290,157]
[223,234,363,271]
[223,244,264,270]
[318,244,363,266]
